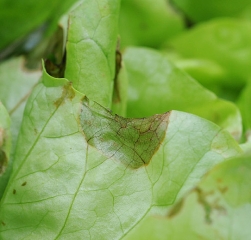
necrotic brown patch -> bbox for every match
[79,97,170,169]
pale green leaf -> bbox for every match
[166,18,251,85]
[124,155,251,240]
[0,57,40,149]
[0,57,39,197]
[238,81,251,133]
[124,47,242,140]
[111,54,128,116]
[65,0,120,108]
[168,58,240,101]
[0,102,11,197]
[0,69,241,239]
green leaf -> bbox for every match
[124,155,251,240]
[124,47,242,140]
[0,0,78,52]
[240,133,251,154]
[0,102,11,197]
[119,0,184,48]
[0,57,40,197]
[170,57,244,102]
[65,0,120,108]
[0,57,40,149]
[171,0,251,23]
[166,18,251,85]
[238,81,251,133]
[0,68,241,238]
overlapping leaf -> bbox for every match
[170,0,251,22]
[166,18,251,85]
[0,57,40,144]
[0,57,40,197]
[124,47,242,140]
[0,69,241,239]
[125,155,251,240]
[65,0,120,108]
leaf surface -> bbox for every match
[238,81,251,133]
[65,0,120,108]
[124,155,251,240]
[0,69,241,239]
[167,18,251,85]
[0,57,40,197]
[171,0,251,22]
[124,47,242,140]
[0,57,40,149]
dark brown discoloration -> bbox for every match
[54,82,75,107]
[13,189,16,195]
[167,198,184,218]
[44,51,66,78]
[21,181,27,186]
[218,186,228,194]
[79,97,170,169]
[0,150,7,174]
[195,187,227,224]
[0,128,8,175]
[195,187,213,224]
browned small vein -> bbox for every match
[79,97,170,169]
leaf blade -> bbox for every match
[65,0,121,107]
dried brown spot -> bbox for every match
[167,199,184,218]
[0,150,7,175]
[112,47,122,104]
[218,186,228,194]
[21,181,27,186]
[79,97,170,169]
[0,128,3,147]
[54,82,75,107]
[217,178,223,183]
[195,187,212,224]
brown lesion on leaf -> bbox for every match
[218,186,228,194]
[216,178,228,194]
[167,198,184,218]
[79,97,170,169]
[166,185,228,222]
[0,128,4,147]
[13,189,16,195]
[44,50,66,78]
[112,39,123,104]
[54,82,75,107]
[0,128,8,175]
[21,181,27,186]
[195,187,213,224]
[195,187,227,224]
[34,128,38,135]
